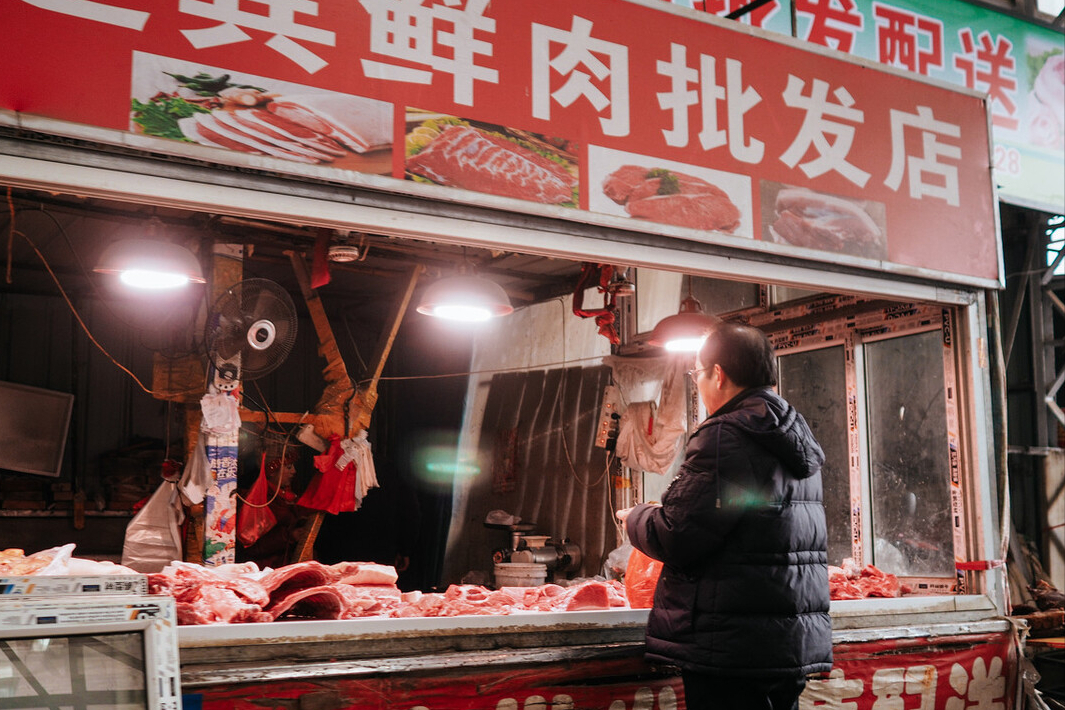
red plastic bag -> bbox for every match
[238,454,277,547]
[625,547,663,609]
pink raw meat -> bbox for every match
[406,125,576,204]
[261,561,338,606]
[268,584,348,621]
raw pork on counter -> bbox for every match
[146,559,626,625]
[828,558,911,600]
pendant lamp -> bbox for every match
[94,223,205,290]
[416,266,513,322]
[648,276,720,352]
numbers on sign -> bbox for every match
[992,145,1021,177]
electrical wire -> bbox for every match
[12,225,157,395]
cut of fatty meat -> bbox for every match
[211,110,342,163]
[268,93,392,153]
[178,113,322,164]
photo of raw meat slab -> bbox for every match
[587,145,753,239]
[760,182,887,260]
[404,113,579,206]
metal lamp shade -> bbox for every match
[416,274,514,322]
[94,239,205,290]
[648,296,720,352]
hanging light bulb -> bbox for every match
[416,254,513,322]
[93,219,204,290]
[648,276,720,352]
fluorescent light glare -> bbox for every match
[94,238,205,291]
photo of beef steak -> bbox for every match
[601,164,743,233]
[602,165,654,204]
[626,193,741,233]
[406,125,577,204]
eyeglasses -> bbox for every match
[687,367,711,381]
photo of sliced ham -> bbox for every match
[217,109,346,161]
[406,124,578,205]
[269,93,392,153]
[179,113,322,164]
[602,165,742,233]
[769,187,886,259]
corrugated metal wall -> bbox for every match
[447,364,616,582]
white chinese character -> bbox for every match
[870,665,936,710]
[886,105,961,206]
[359,0,497,106]
[532,16,629,137]
[656,43,764,164]
[780,75,870,187]
[20,0,148,30]
[800,668,865,710]
[179,0,335,74]
[945,656,1006,710]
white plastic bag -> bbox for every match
[121,479,184,573]
[179,435,211,506]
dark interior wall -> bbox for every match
[0,242,473,579]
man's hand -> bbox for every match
[615,507,634,523]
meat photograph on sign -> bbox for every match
[587,146,753,240]
[404,111,579,206]
[760,182,888,261]
[129,52,394,174]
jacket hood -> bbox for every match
[707,387,824,479]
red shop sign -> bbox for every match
[1,0,1000,285]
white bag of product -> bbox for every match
[121,478,184,573]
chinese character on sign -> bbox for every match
[697,0,780,28]
[532,16,629,137]
[800,668,865,709]
[179,0,335,74]
[944,656,1007,710]
[359,0,498,106]
[795,0,864,53]
[656,43,764,163]
[953,28,1018,132]
[20,0,149,30]
[886,105,961,206]
[870,664,936,710]
[873,3,944,76]
[779,75,870,186]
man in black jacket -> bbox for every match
[617,323,832,709]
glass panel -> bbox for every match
[778,347,851,566]
[864,331,954,577]
[0,631,147,709]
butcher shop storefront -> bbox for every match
[0,0,1025,708]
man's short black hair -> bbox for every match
[699,323,777,388]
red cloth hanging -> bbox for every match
[297,437,359,514]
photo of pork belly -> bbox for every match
[601,165,742,233]
[767,186,886,259]
[406,124,578,205]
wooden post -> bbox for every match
[288,259,422,563]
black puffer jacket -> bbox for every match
[626,386,833,678]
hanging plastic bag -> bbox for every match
[625,547,663,609]
[121,477,184,573]
[178,435,211,506]
[238,454,278,547]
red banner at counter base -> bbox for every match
[187,631,1017,709]
[0,0,1000,285]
